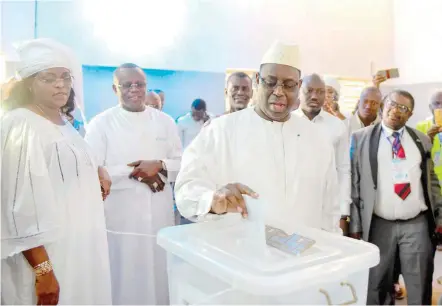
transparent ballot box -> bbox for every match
[157,206,379,305]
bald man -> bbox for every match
[225,72,253,113]
[85,63,182,305]
[347,87,382,137]
[294,74,351,234]
[145,90,163,110]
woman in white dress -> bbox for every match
[1,38,112,305]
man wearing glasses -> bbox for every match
[349,90,442,305]
[294,74,351,235]
[175,41,340,235]
[85,63,182,305]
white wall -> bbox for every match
[19,0,395,77]
[392,0,442,84]
[1,0,36,62]
[382,82,442,127]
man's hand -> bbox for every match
[372,73,387,88]
[210,183,259,218]
[427,125,442,142]
[35,270,60,305]
[140,175,166,193]
[128,160,162,179]
[98,166,112,201]
[349,232,362,240]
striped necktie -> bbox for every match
[392,131,411,200]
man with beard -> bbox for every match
[175,41,340,235]
[294,74,351,235]
[85,63,182,305]
[349,89,442,305]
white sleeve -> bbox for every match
[163,119,183,182]
[336,123,352,215]
[84,118,107,167]
[175,123,219,220]
[321,145,341,233]
[1,116,61,259]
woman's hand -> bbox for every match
[98,166,112,201]
[35,270,60,305]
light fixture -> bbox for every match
[82,0,187,56]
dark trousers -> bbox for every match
[367,214,433,305]
[393,251,401,284]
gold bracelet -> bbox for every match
[33,261,53,277]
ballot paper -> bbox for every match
[266,225,316,256]
[244,196,316,256]
[243,196,267,254]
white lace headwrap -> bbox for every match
[14,38,86,124]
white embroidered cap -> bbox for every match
[260,41,301,71]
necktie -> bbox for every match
[392,131,411,200]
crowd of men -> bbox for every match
[99,50,442,305]
[3,38,442,305]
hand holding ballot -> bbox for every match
[210,183,259,218]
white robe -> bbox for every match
[85,105,182,305]
[175,108,341,234]
[1,109,112,305]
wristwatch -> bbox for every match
[341,215,350,223]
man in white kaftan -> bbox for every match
[85,63,182,305]
[175,42,340,235]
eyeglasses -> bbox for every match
[117,82,147,90]
[259,76,299,92]
[36,75,73,86]
[386,99,411,113]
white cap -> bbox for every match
[323,76,341,95]
[260,41,300,70]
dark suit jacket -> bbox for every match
[349,123,442,241]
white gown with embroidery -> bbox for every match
[85,106,182,305]
[1,108,112,305]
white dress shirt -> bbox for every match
[375,123,427,220]
[176,112,214,149]
[295,109,352,215]
[346,112,381,138]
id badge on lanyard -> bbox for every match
[392,158,409,184]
